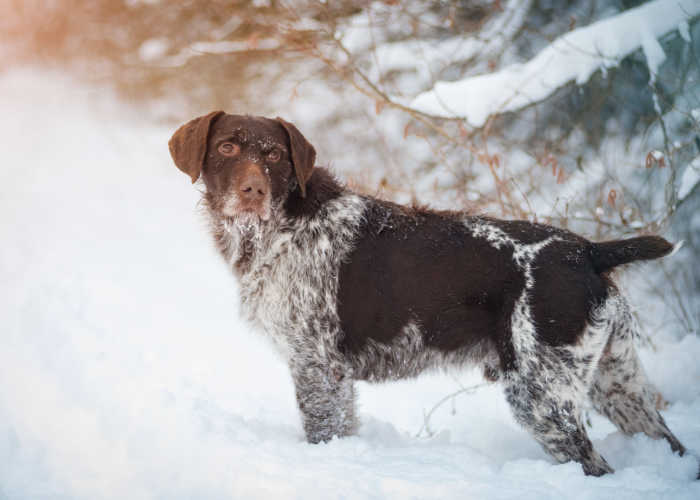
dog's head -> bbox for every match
[168,112,316,221]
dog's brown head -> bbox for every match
[168,112,316,221]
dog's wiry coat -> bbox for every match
[211,192,367,442]
[169,112,694,477]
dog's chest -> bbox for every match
[238,233,319,350]
[233,195,367,356]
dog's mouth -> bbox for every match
[219,199,276,235]
[220,195,271,222]
[224,207,267,220]
[221,210,264,237]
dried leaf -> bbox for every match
[607,189,617,207]
[542,154,558,175]
[655,392,669,410]
[375,100,385,115]
[246,32,259,50]
[459,122,469,138]
[557,168,565,184]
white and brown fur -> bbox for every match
[169,111,695,478]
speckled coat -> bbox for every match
[168,111,693,478]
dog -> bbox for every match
[169,111,693,477]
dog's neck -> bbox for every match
[284,167,344,218]
[205,168,347,274]
[206,207,278,275]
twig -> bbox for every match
[415,383,489,438]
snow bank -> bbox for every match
[0,70,699,499]
[408,0,700,126]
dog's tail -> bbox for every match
[589,236,678,274]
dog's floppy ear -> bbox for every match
[168,110,224,183]
[276,117,316,198]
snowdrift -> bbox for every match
[1,70,698,499]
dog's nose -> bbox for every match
[240,175,266,199]
[238,164,267,201]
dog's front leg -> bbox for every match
[290,357,357,443]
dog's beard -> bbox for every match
[223,211,263,243]
[221,190,272,222]
[222,202,282,250]
[205,192,282,266]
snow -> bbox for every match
[158,39,280,67]
[1,69,699,499]
[138,38,169,62]
[678,156,700,201]
[125,0,161,6]
[359,0,532,87]
[641,33,666,78]
[678,20,691,42]
[189,39,279,54]
[407,0,700,126]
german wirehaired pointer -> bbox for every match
[169,111,694,478]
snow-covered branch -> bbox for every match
[679,156,700,202]
[155,38,281,67]
[367,0,531,86]
[407,0,700,126]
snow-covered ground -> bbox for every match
[1,70,699,499]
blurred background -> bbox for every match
[3,0,697,335]
[1,1,699,498]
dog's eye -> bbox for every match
[218,142,240,157]
[267,149,281,163]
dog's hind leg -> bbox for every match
[504,356,614,476]
[588,294,687,456]
[503,293,614,476]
